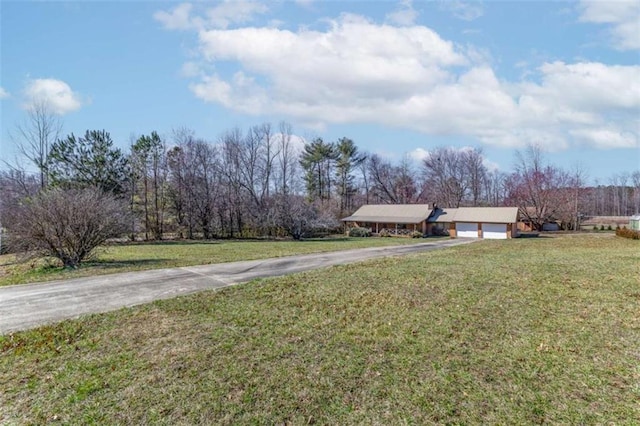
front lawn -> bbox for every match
[0,236,428,287]
[1,234,638,424]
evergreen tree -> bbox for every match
[47,130,129,195]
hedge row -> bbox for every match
[615,228,640,240]
[348,227,371,237]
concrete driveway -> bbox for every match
[0,239,474,333]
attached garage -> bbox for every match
[342,205,520,239]
[452,207,519,239]
[482,223,508,239]
[456,222,479,238]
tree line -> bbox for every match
[1,103,639,265]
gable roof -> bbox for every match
[452,207,519,223]
[341,204,431,224]
[427,208,458,223]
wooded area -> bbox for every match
[1,102,639,263]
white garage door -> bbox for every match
[456,222,478,238]
[482,223,507,239]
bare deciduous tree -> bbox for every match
[367,154,421,204]
[422,147,488,208]
[11,99,62,189]
[4,187,129,268]
[506,144,571,230]
[275,121,298,196]
[131,131,168,240]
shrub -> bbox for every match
[349,227,371,238]
[593,225,598,231]
[411,230,423,238]
[432,226,450,237]
[607,225,613,231]
[615,228,640,240]
[600,225,605,231]
[378,229,391,237]
[4,187,129,268]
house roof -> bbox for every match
[342,204,519,224]
[427,208,458,223]
[452,207,519,223]
[341,204,431,224]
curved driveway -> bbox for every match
[0,239,474,333]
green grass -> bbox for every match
[1,234,639,424]
[0,236,428,287]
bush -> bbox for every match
[349,227,371,238]
[615,228,640,240]
[4,187,129,268]
[607,225,613,231]
[378,229,391,237]
[431,226,450,237]
[600,225,605,231]
[411,230,423,238]
[593,225,598,231]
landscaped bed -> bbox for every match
[1,234,638,424]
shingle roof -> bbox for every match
[342,205,520,224]
[452,207,519,223]
[341,204,431,224]
[427,208,458,223]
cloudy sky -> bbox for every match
[1,0,639,182]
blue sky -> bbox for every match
[1,0,639,183]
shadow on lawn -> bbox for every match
[106,239,223,247]
[105,237,355,246]
[302,237,352,242]
[81,259,172,269]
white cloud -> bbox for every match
[483,158,500,172]
[578,0,640,50]
[295,0,315,6]
[154,1,268,31]
[386,0,418,26]
[164,9,638,151]
[527,61,640,111]
[189,74,232,105]
[570,128,638,149]
[153,3,197,31]
[194,14,466,113]
[206,0,268,29]
[23,78,83,115]
[408,147,430,162]
[180,61,202,78]
[440,0,484,21]
[0,87,9,99]
[276,132,307,155]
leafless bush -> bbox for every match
[4,187,129,268]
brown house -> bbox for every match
[341,204,431,236]
[342,204,520,239]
